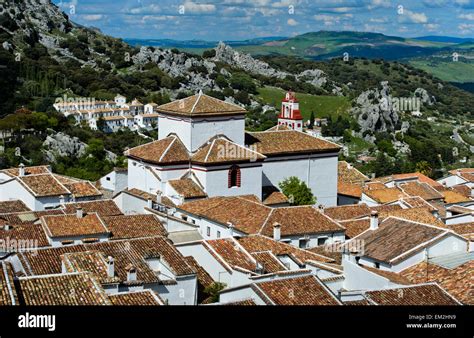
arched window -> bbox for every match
[228,165,241,188]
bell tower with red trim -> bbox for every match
[278,91,303,132]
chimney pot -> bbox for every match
[76,207,84,219]
[18,163,25,177]
[147,198,153,209]
[273,222,281,241]
[107,256,115,278]
[126,264,137,282]
[370,210,379,230]
[156,192,162,204]
[227,222,234,238]
[3,223,10,231]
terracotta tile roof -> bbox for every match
[357,217,449,264]
[447,205,472,215]
[63,181,102,198]
[180,196,271,235]
[220,298,256,305]
[0,209,65,225]
[399,196,437,211]
[204,238,257,273]
[0,200,30,213]
[238,235,335,264]
[380,173,442,187]
[109,290,163,306]
[344,299,371,306]
[364,284,460,305]
[265,125,291,131]
[245,130,340,157]
[252,275,341,305]
[378,207,446,228]
[0,222,50,249]
[363,187,407,204]
[261,206,345,237]
[18,237,195,284]
[458,172,474,183]
[251,251,288,273]
[338,181,363,198]
[125,135,190,165]
[62,200,123,217]
[18,174,70,197]
[365,181,386,190]
[400,261,473,305]
[399,182,444,201]
[124,188,176,208]
[184,256,214,289]
[192,137,265,164]
[452,185,472,198]
[61,251,121,284]
[339,218,370,238]
[157,93,246,117]
[103,214,167,240]
[41,213,109,238]
[306,245,342,264]
[182,197,344,237]
[338,161,369,184]
[0,262,18,305]
[262,191,288,205]
[361,265,412,285]
[323,204,372,221]
[448,222,474,240]
[2,165,50,177]
[19,272,111,305]
[441,190,472,204]
[168,178,207,199]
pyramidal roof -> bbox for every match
[191,137,266,165]
[125,135,190,165]
[157,92,246,117]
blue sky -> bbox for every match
[52,0,474,40]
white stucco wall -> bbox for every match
[194,164,262,200]
[158,115,245,152]
[261,153,338,207]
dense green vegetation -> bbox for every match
[279,176,316,206]
[257,87,351,120]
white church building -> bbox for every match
[125,91,340,206]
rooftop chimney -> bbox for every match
[227,222,234,238]
[147,198,153,209]
[318,204,325,213]
[156,192,162,204]
[370,211,379,230]
[126,264,137,282]
[107,256,115,278]
[76,207,84,219]
[59,195,65,205]
[18,163,25,177]
[273,222,281,241]
[3,223,10,231]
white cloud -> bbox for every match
[80,14,104,21]
[459,13,474,20]
[287,18,298,26]
[399,9,428,24]
[182,1,216,14]
[459,23,474,33]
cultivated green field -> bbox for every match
[409,58,474,83]
[257,86,351,120]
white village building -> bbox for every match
[125,91,340,206]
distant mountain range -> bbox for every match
[125,31,474,83]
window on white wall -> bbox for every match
[206,226,211,237]
[317,237,328,246]
[217,231,221,238]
